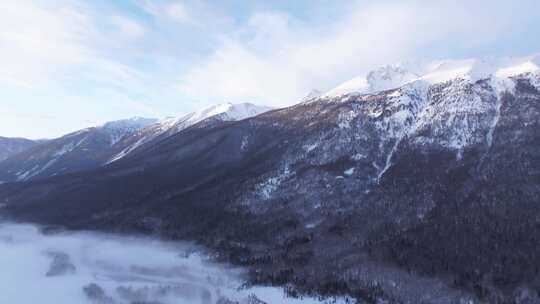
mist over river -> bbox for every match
[0,221,348,304]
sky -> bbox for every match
[1,0,539,139]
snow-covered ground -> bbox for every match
[0,222,351,304]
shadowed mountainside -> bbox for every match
[1,70,539,303]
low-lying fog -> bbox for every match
[0,221,348,304]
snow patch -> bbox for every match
[377,140,400,183]
[258,166,293,200]
[388,90,402,98]
[240,135,249,151]
[495,60,539,78]
[351,153,366,161]
[304,143,318,153]
[337,110,357,129]
[107,137,148,164]
[301,89,323,103]
[189,102,272,124]
[305,223,317,229]
[486,90,504,148]
[52,137,87,157]
[16,171,30,181]
[344,168,355,176]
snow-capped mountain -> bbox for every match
[107,102,272,163]
[157,102,273,135]
[0,137,40,162]
[0,118,156,182]
[1,54,540,303]
[324,54,540,97]
[0,103,271,182]
[301,89,323,103]
[101,117,158,146]
[189,102,273,122]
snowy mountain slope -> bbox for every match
[324,54,540,97]
[0,103,272,181]
[188,102,273,122]
[0,118,156,182]
[107,102,272,163]
[102,117,158,146]
[311,54,540,183]
[1,54,540,303]
[301,89,323,103]
[0,137,40,162]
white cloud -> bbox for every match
[0,0,150,90]
[177,0,540,107]
[1,0,539,139]
[0,1,92,88]
[139,0,192,24]
[109,15,147,39]
[178,41,303,106]
[138,0,230,28]
[165,2,191,23]
[0,0,164,138]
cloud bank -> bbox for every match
[0,222,349,304]
[178,0,540,106]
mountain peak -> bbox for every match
[323,54,540,98]
[301,90,323,103]
[179,102,273,127]
[102,117,158,131]
[105,102,273,164]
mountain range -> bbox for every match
[0,103,270,183]
[1,54,539,303]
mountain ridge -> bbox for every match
[323,54,540,98]
[0,117,156,182]
[106,102,272,164]
[0,103,272,182]
[1,54,539,303]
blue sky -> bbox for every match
[1,0,539,139]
